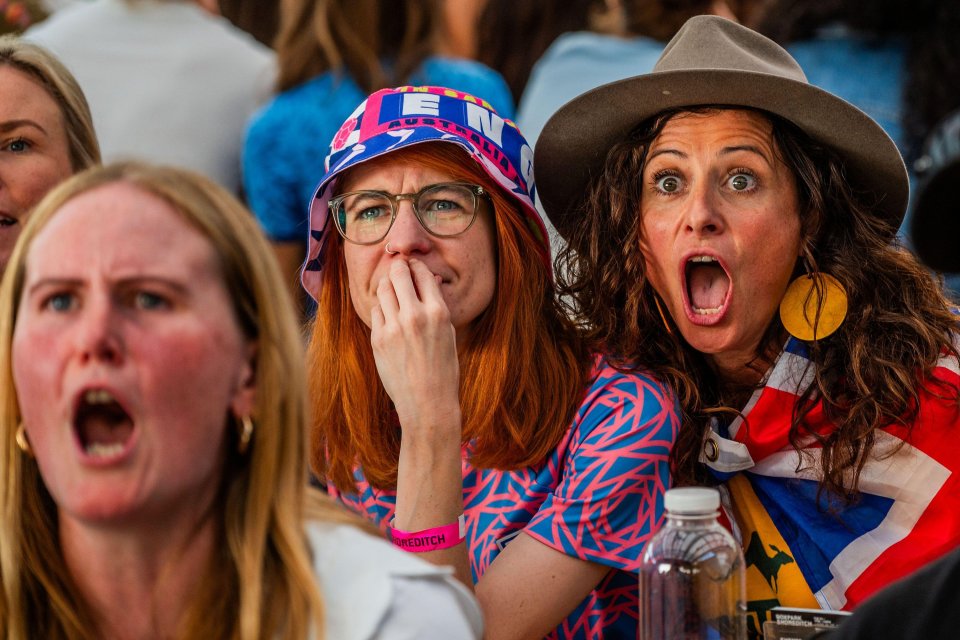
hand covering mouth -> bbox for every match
[685,255,731,315]
[74,389,134,458]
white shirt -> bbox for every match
[27,0,276,193]
[306,521,483,639]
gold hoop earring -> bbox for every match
[15,423,33,457]
[237,415,254,455]
[779,272,848,341]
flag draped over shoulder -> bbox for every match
[702,337,960,637]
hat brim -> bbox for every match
[535,69,908,240]
[910,159,960,273]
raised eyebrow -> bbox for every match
[646,148,688,162]
[0,119,47,135]
[719,144,771,164]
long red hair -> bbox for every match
[307,143,592,491]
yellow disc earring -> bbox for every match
[779,272,848,341]
[15,423,33,457]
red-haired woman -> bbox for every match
[302,86,680,640]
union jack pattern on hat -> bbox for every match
[301,85,548,300]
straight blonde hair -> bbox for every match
[0,162,360,639]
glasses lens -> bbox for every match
[416,184,477,236]
[337,192,394,243]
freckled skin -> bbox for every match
[0,65,73,271]
[12,182,255,529]
[639,110,802,380]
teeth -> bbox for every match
[689,255,717,263]
[694,306,723,315]
[85,442,125,458]
[84,389,115,405]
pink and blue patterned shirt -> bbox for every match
[328,357,680,639]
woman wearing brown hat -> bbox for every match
[536,14,960,638]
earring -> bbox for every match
[15,423,33,457]
[652,294,674,337]
[238,415,254,455]
[779,271,848,341]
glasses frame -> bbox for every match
[329,182,488,245]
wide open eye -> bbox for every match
[728,171,757,192]
[654,173,682,194]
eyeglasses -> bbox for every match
[329,182,487,245]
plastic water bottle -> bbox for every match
[640,487,746,639]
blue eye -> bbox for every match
[355,206,390,222]
[44,293,76,312]
[430,200,458,211]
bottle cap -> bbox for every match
[664,487,720,514]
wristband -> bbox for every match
[388,514,467,552]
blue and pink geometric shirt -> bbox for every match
[328,357,681,639]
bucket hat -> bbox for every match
[535,15,908,241]
[301,85,549,300]
[910,109,960,273]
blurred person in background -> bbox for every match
[243,0,513,317]
[0,160,482,639]
[0,0,45,34]
[25,0,275,196]
[216,0,278,49]
[473,0,600,105]
[436,0,486,60]
[911,110,960,278]
[0,35,98,273]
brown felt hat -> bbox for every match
[535,15,909,241]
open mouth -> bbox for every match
[74,389,134,458]
[684,255,731,319]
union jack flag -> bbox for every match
[702,337,960,638]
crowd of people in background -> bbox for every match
[2,1,960,639]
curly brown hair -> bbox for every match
[556,106,960,499]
